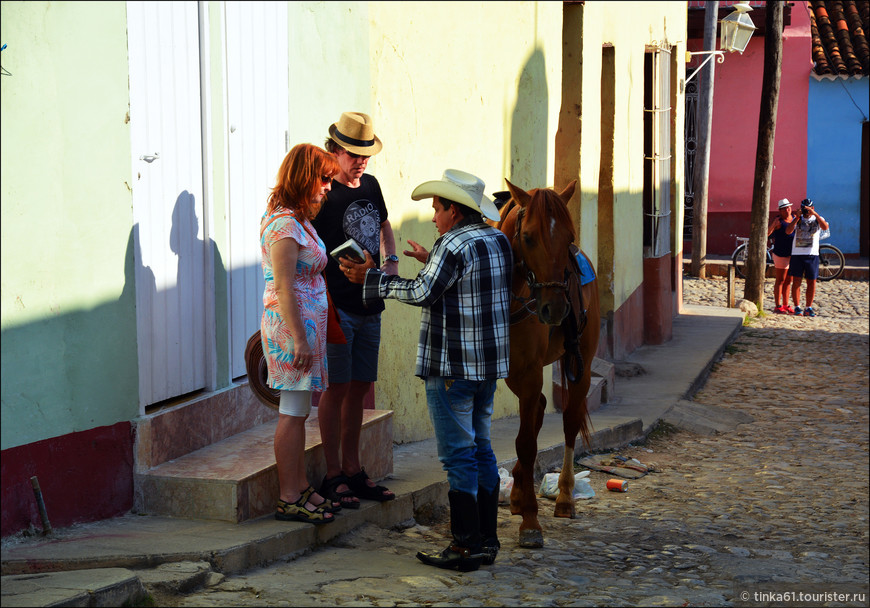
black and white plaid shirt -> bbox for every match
[362,219,513,380]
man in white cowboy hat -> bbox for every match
[312,112,398,509]
[339,169,512,571]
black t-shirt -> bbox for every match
[312,173,387,315]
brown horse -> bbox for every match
[495,179,600,548]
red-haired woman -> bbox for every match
[260,143,341,524]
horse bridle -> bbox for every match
[511,206,570,323]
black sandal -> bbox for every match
[320,474,361,510]
[346,468,395,502]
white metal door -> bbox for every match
[128,1,207,407]
[225,1,289,379]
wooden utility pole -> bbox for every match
[690,1,718,279]
[744,0,783,306]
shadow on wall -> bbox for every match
[0,192,245,538]
[507,47,549,190]
[0,227,142,536]
[135,191,210,407]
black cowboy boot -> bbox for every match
[417,490,484,572]
[477,485,500,565]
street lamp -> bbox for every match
[720,2,757,54]
[685,2,757,83]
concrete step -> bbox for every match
[551,357,614,413]
[135,408,393,523]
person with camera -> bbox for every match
[785,198,829,317]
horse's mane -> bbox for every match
[528,188,576,243]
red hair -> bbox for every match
[267,143,340,215]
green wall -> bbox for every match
[1,1,139,449]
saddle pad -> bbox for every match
[574,250,596,285]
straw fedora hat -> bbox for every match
[411,169,501,222]
[328,112,383,156]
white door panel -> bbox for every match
[226,1,289,379]
[128,1,207,407]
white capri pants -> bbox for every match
[279,390,312,417]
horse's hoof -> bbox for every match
[518,529,544,548]
[554,503,575,519]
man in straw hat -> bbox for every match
[340,169,512,571]
[313,112,398,508]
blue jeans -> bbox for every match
[424,377,500,497]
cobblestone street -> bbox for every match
[157,277,869,607]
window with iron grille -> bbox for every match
[643,46,673,258]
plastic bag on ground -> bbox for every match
[498,467,513,504]
[539,470,595,500]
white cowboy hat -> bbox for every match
[328,112,383,156]
[411,169,501,222]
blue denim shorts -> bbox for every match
[326,307,381,384]
[788,254,820,280]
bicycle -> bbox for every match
[730,235,844,281]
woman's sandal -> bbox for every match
[346,468,395,502]
[320,474,361,510]
[275,496,335,525]
[301,486,341,514]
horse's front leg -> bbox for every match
[554,357,593,518]
[554,445,577,519]
[506,372,547,548]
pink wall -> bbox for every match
[688,2,811,253]
[1,422,134,537]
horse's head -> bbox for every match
[504,178,577,326]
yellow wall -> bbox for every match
[363,1,687,442]
[576,1,687,307]
[365,1,564,442]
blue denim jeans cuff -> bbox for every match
[424,377,500,496]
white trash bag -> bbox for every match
[573,470,595,499]
[539,470,595,500]
[498,467,514,504]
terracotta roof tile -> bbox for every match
[810,0,869,77]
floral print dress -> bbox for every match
[260,210,328,391]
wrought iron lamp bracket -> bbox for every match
[684,50,725,84]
